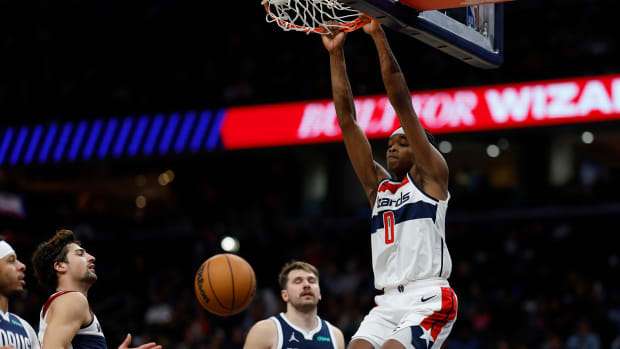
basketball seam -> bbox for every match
[195,262,209,308]
[239,263,254,307]
[207,259,230,312]
[225,254,235,311]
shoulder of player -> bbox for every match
[408,163,449,201]
[48,292,90,319]
[326,322,345,349]
[10,314,40,345]
[374,161,390,184]
[325,321,343,336]
[244,319,277,349]
[52,291,89,305]
[365,161,390,207]
[418,149,449,192]
[7,312,31,328]
[248,319,277,335]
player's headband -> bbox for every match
[390,127,405,138]
[0,241,15,260]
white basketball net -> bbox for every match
[262,0,371,34]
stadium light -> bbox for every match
[221,236,240,253]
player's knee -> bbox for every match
[348,338,376,349]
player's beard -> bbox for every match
[290,295,318,313]
[83,270,97,284]
[8,288,27,300]
[291,302,316,313]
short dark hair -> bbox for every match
[278,261,319,290]
[32,230,79,291]
[390,128,438,148]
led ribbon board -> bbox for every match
[1,74,619,166]
[0,110,227,167]
[220,74,620,148]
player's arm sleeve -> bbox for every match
[243,319,277,349]
[42,293,91,349]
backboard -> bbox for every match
[341,0,505,69]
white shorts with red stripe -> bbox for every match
[351,278,457,349]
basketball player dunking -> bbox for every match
[0,238,41,349]
[31,230,163,349]
[243,261,345,349]
[321,21,458,349]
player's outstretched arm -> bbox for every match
[363,21,449,199]
[243,320,277,349]
[322,29,389,207]
[42,292,91,349]
[118,334,162,349]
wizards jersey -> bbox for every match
[0,311,40,349]
[39,291,106,349]
[271,313,337,349]
[370,172,452,290]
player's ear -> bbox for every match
[53,261,66,273]
[281,289,289,302]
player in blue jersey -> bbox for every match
[0,238,41,349]
[31,230,163,349]
[322,20,457,349]
[243,261,345,349]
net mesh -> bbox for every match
[262,0,371,34]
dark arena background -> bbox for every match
[1,1,620,348]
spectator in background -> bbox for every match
[566,320,601,349]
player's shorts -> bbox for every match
[351,278,457,349]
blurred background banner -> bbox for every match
[2,74,619,163]
[222,74,620,149]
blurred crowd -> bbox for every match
[7,211,620,349]
[1,124,619,348]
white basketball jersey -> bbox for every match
[39,291,106,349]
[0,310,41,349]
[370,173,452,290]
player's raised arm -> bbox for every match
[243,320,277,349]
[322,29,389,207]
[363,21,449,199]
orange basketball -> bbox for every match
[194,253,256,316]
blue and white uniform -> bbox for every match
[39,291,106,349]
[370,172,452,289]
[271,313,337,349]
[0,310,40,349]
[352,173,458,349]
